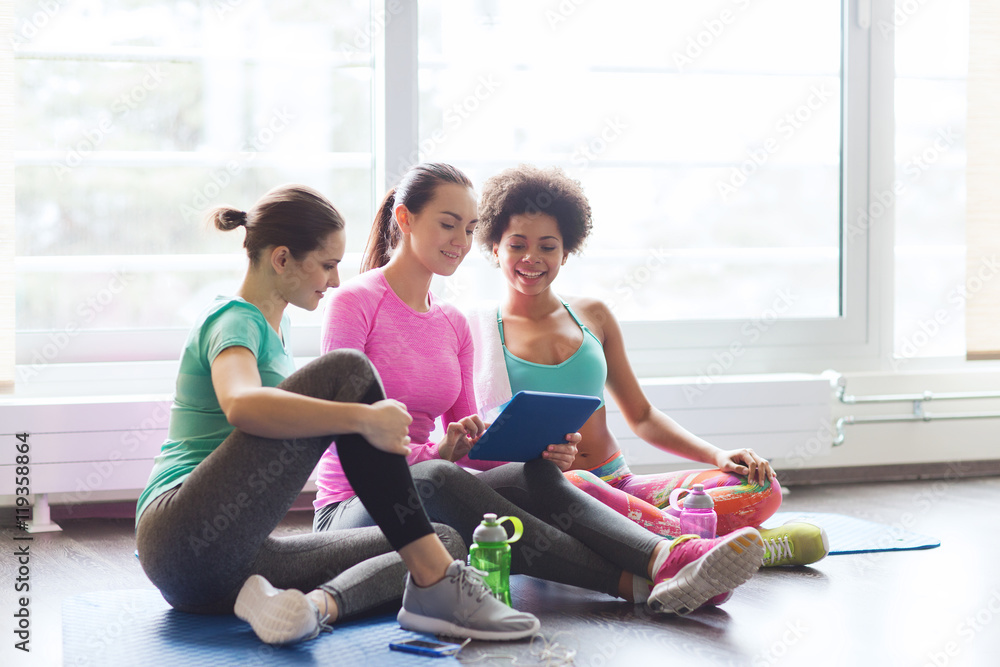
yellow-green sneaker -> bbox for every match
[758,522,829,567]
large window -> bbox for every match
[14,0,374,363]
[419,0,843,325]
[11,0,954,382]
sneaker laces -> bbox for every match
[762,535,793,565]
[449,565,492,603]
[652,534,702,583]
[669,534,700,551]
[662,534,705,560]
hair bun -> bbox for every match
[211,206,248,231]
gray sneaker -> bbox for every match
[397,560,540,641]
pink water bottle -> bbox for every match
[670,484,717,538]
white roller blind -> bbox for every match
[966,0,1000,360]
[1,2,13,390]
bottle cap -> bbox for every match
[474,513,508,544]
[683,483,715,509]
[473,513,524,544]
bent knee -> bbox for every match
[523,457,568,484]
[320,348,376,381]
[410,459,474,510]
[411,458,462,483]
[564,469,601,489]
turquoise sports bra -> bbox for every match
[499,301,607,408]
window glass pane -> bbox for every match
[15,0,373,335]
[892,0,967,361]
[419,0,842,322]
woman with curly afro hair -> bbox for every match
[468,164,829,568]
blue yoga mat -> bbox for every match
[760,511,940,555]
[63,589,458,667]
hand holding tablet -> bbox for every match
[467,391,602,462]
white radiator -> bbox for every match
[608,374,834,471]
[0,395,172,502]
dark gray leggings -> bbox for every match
[314,458,664,597]
[136,350,465,617]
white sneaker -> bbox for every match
[397,561,540,641]
[234,575,331,645]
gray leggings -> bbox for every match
[136,350,466,617]
[314,459,664,597]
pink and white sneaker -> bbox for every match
[647,527,764,615]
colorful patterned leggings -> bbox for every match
[564,451,782,537]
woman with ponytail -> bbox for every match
[135,184,540,647]
[314,165,767,617]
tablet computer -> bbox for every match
[467,391,602,462]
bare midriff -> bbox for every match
[569,405,621,472]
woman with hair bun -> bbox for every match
[135,183,539,647]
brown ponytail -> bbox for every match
[208,184,345,266]
[359,163,474,272]
[360,188,401,273]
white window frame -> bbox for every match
[13,0,898,383]
[377,0,893,378]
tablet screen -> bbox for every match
[467,391,602,462]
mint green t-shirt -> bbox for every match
[135,296,294,524]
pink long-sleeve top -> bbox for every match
[313,267,500,508]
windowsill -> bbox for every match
[5,353,1000,402]
[7,359,182,399]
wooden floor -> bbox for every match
[3,476,1000,667]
